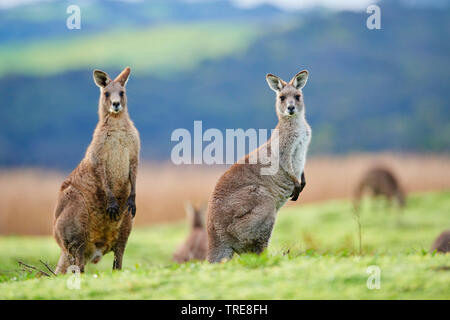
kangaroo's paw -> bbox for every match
[299,181,306,194]
[127,195,136,217]
[290,182,301,201]
[106,199,120,221]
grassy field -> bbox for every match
[0,191,449,299]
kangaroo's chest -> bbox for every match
[103,130,135,189]
[291,123,311,177]
[271,120,311,204]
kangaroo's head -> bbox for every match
[93,67,131,117]
[266,70,309,119]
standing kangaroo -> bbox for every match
[53,67,140,274]
[173,202,208,263]
[354,167,406,210]
[207,70,311,263]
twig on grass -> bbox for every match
[18,261,51,277]
[39,260,57,276]
[352,204,363,256]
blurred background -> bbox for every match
[0,0,449,235]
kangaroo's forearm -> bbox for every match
[300,171,306,190]
[127,157,138,217]
[128,158,138,196]
[280,153,298,185]
[287,169,299,185]
[95,162,114,200]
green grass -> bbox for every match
[0,191,449,299]
[0,22,261,77]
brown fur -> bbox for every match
[354,167,406,209]
[430,230,450,253]
[207,70,311,263]
[173,203,208,263]
[53,67,140,274]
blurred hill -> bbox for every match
[0,0,449,168]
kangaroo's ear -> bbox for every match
[184,201,195,218]
[93,70,111,88]
[290,70,309,89]
[266,74,286,92]
[114,67,131,86]
[266,73,286,92]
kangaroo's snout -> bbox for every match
[111,101,122,113]
[287,105,296,115]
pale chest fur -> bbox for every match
[104,130,131,187]
[92,122,139,196]
[277,116,311,179]
[292,120,311,178]
[269,116,311,209]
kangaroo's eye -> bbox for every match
[295,94,301,101]
[104,92,110,98]
[280,95,286,102]
[119,91,124,97]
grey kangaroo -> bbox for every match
[173,202,208,263]
[354,167,406,210]
[207,70,311,263]
[53,67,140,274]
[430,230,450,253]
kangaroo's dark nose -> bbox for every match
[288,106,295,114]
[112,101,120,107]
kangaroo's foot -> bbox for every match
[207,246,234,263]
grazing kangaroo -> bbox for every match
[430,230,450,253]
[354,167,406,210]
[53,67,140,274]
[173,202,208,263]
[207,70,311,263]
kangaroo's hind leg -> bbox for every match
[113,212,132,270]
[53,186,89,274]
[206,216,234,263]
[55,252,70,274]
[227,196,276,255]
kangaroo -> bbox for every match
[207,70,311,263]
[173,202,208,263]
[53,67,140,274]
[430,230,450,253]
[354,167,406,210]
